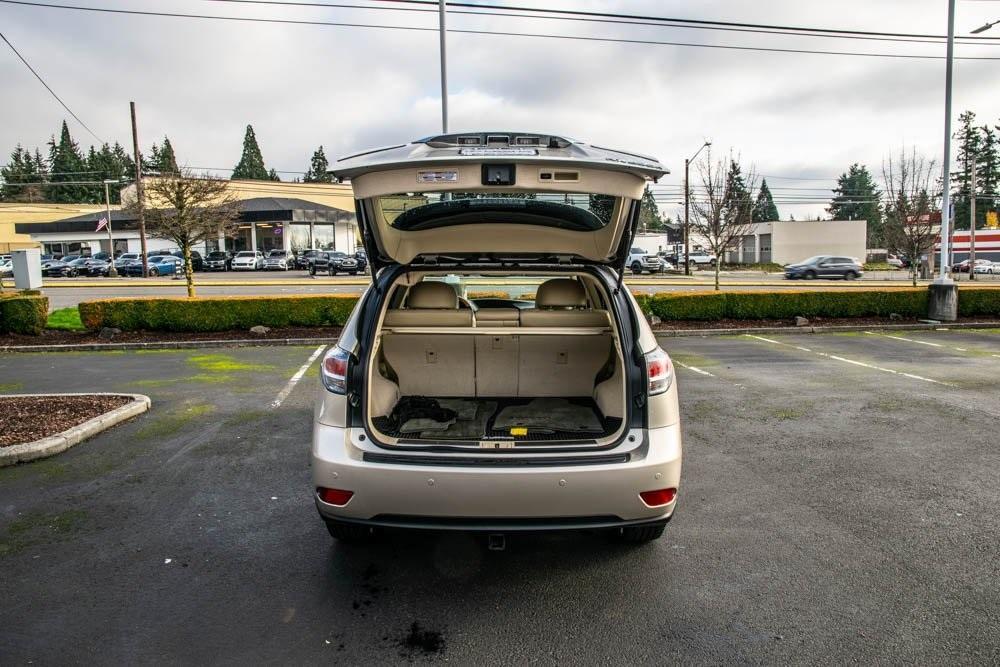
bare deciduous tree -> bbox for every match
[882,148,939,287]
[126,171,241,297]
[690,151,759,291]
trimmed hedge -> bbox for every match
[0,293,49,335]
[637,289,931,321]
[79,295,359,332]
[75,287,1000,332]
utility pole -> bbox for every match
[103,179,119,277]
[937,0,956,281]
[684,158,691,276]
[130,101,149,278]
[438,0,448,133]
[969,156,977,280]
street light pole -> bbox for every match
[683,140,711,276]
[970,156,977,280]
[438,0,448,133]
[937,0,956,281]
[103,179,119,277]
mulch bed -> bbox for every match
[0,395,132,447]
[652,316,1000,331]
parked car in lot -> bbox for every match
[353,250,368,274]
[120,255,179,277]
[296,249,321,270]
[0,259,12,277]
[42,260,80,277]
[309,251,359,275]
[204,250,232,271]
[785,255,864,280]
[972,261,999,275]
[627,247,665,274]
[312,131,681,545]
[263,249,293,270]
[954,258,993,274]
[83,258,111,276]
[231,250,264,270]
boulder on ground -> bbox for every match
[250,325,271,335]
[794,316,809,327]
[98,327,121,341]
[889,312,903,321]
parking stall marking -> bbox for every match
[672,361,715,377]
[271,345,327,408]
[863,331,999,355]
[744,334,954,386]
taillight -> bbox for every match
[321,346,350,394]
[639,488,677,507]
[317,487,354,506]
[644,346,673,395]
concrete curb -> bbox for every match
[0,393,151,466]
[654,321,1000,338]
[0,337,341,353]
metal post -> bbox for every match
[104,180,118,277]
[683,158,691,276]
[969,156,977,280]
[438,0,448,133]
[130,102,149,277]
[937,0,956,281]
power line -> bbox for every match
[367,0,1000,41]
[198,0,1000,46]
[2,0,999,60]
[0,31,104,144]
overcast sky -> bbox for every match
[2,0,999,219]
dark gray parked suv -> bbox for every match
[785,255,863,280]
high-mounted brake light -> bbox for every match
[321,346,351,394]
[644,346,673,396]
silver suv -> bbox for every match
[312,132,682,544]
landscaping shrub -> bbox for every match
[958,288,1000,317]
[635,289,929,321]
[0,293,49,335]
[79,295,359,332]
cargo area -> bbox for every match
[366,276,627,446]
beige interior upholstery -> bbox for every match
[520,279,611,327]
[380,282,475,396]
[474,308,520,327]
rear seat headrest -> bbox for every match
[406,281,459,309]
[535,279,587,309]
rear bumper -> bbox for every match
[312,423,682,528]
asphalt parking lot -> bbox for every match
[1,329,999,663]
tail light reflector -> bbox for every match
[317,487,354,506]
[639,488,677,507]
[321,346,350,394]
[644,346,674,395]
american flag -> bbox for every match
[95,217,108,232]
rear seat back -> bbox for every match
[381,282,475,396]
[518,279,613,396]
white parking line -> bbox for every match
[271,345,326,408]
[745,334,953,386]
[673,361,715,377]
[864,331,984,355]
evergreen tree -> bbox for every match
[752,179,780,222]
[722,158,751,215]
[1,144,46,202]
[303,145,332,183]
[827,163,883,246]
[85,142,134,204]
[950,111,982,230]
[979,125,1000,226]
[638,186,665,232]
[268,168,281,182]
[231,125,270,180]
[46,120,89,203]
[142,137,179,175]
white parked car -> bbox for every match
[0,259,12,277]
[263,249,293,270]
[627,247,665,274]
[231,251,264,270]
[312,132,682,545]
[972,261,999,275]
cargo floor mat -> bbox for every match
[493,398,605,434]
